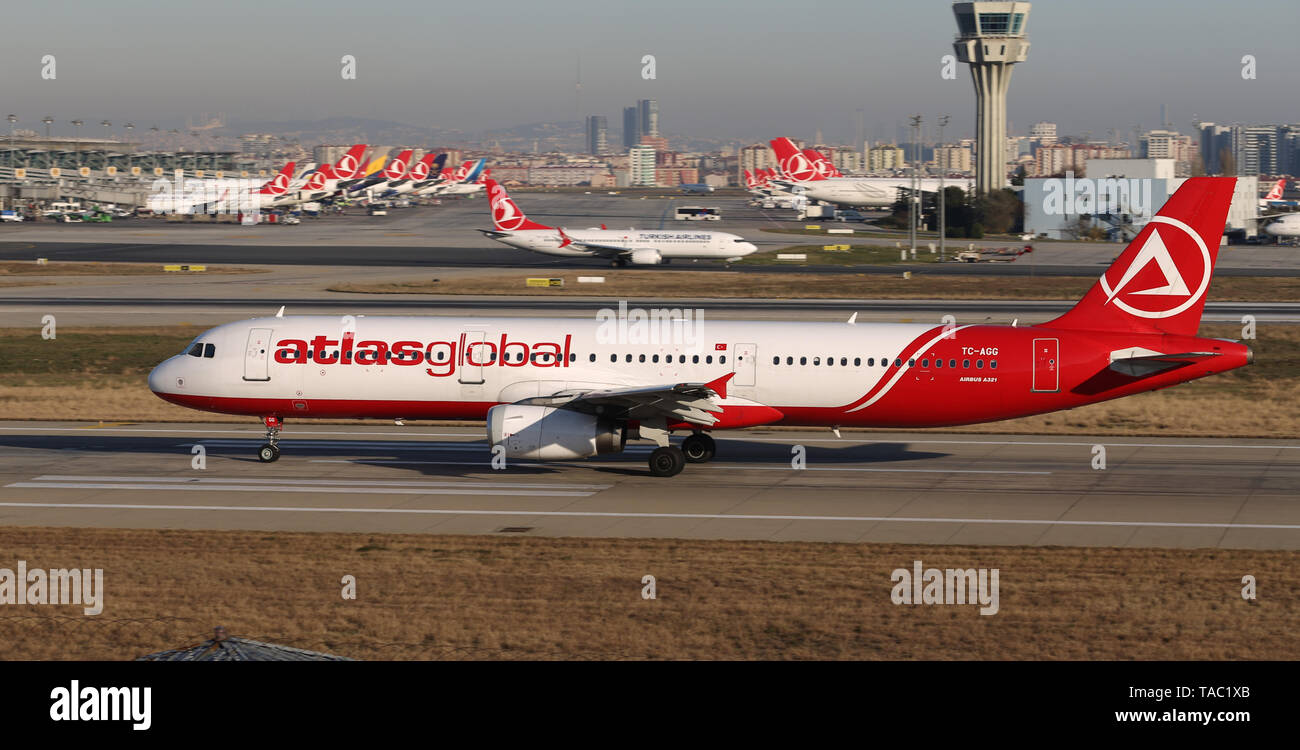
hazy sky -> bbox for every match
[2,0,1296,144]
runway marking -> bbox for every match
[6,475,607,498]
[0,501,1295,531]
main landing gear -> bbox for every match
[647,432,716,477]
[258,415,282,463]
[681,432,716,463]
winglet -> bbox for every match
[704,372,735,400]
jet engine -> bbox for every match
[486,404,625,460]
[629,248,663,265]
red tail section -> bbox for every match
[258,162,296,195]
[743,170,756,189]
[382,149,414,180]
[486,178,551,231]
[1264,178,1286,201]
[302,170,327,191]
[406,153,437,182]
[1045,177,1236,336]
[769,137,824,182]
[802,148,841,178]
[334,144,367,179]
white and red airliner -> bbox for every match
[150,178,1250,476]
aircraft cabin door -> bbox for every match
[732,343,757,387]
[243,328,272,382]
[459,331,486,385]
[1032,338,1059,393]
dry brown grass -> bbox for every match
[330,271,1300,302]
[0,528,1291,660]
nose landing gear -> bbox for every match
[258,415,282,462]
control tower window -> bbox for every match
[955,11,976,35]
[1011,13,1024,33]
[978,12,1011,34]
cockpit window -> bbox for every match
[187,343,203,357]
[204,343,216,358]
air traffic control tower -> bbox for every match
[952,2,1031,194]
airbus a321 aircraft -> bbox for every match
[150,178,1249,476]
[478,179,757,265]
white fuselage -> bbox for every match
[148,315,957,426]
[491,228,757,261]
[793,178,956,208]
[1265,214,1300,237]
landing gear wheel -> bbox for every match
[648,446,686,477]
[258,444,280,463]
[681,433,715,463]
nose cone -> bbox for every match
[148,357,178,394]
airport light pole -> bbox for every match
[937,114,949,262]
[42,115,52,139]
[71,119,84,171]
[6,115,15,170]
[909,114,922,256]
[124,123,133,174]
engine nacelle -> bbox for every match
[629,248,663,265]
[487,404,625,460]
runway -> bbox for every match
[0,422,1295,549]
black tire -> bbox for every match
[258,444,280,463]
[681,433,715,463]
[648,446,686,477]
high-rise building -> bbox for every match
[1198,123,1233,174]
[1232,125,1280,176]
[622,107,639,149]
[637,99,659,138]
[1029,121,1056,145]
[867,144,906,172]
[585,115,608,155]
[628,144,657,186]
[952,1,1032,193]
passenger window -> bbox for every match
[894,358,902,367]
[950,359,957,368]
[626,354,632,363]
[963,359,970,368]
[854,358,860,367]
[652,354,659,363]
[639,354,646,363]
[720,356,726,364]
[786,356,793,365]
[589,353,596,362]
[706,355,713,364]
[692,355,699,364]
[840,357,847,366]
[813,357,821,366]
[921,359,929,368]
[935,359,943,369]
[826,357,833,366]
[867,358,874,366]
[799,356,807,365]
[991,360,998,369]
[610,354,616,362]
[772,356,779,365]
[976,360,984,369]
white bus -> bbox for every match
[674,206,721,221]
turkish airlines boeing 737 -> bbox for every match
[478,179,757,265]
[150,178,1249,476]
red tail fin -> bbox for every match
[383,150,414,180]
[486,178,551,231]
[1264,178,1286,201]
[258,162,295,195]
[802,148,840,179]
[407,153,437,182]
[769,137,824,182]
[334,144,366,179]
[1045,177,1236,336]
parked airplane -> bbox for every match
[679,183,715,194]
[380,153,447,197]
[146,161,297,214]
[149,178,1247,476]
[476,179,756,266]
[770,137,953,207]
[1263,212,1300,238]
[433,159,488,197]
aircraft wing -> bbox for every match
[563,237,630,258]
[515,373,735,426]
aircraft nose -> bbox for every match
[149,357,179,393]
